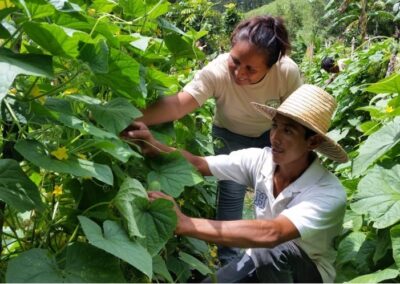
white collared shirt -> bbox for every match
[205,147,346,283]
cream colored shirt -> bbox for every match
[183,53,302,137]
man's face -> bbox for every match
[228,41,269,85]
[270,114,316,166]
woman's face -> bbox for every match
[228,41,269,85]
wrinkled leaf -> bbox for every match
[336,232,367,266]
[133,197,177,256]
[78,216,152,278]
[148,151,203,197]
[351,165,400,228]
[113,177,147,238]
[15,139,113,185]
[0,159,44,212]
[352,117,400,176]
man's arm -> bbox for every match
[137,91,200,126]
[149,192,300,248]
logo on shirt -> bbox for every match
[254,191,267,208]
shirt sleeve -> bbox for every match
[280,58,302,101]
[280,186,346,239]
[183,54,226,106]
[205,148,266,187]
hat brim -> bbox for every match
[251,102,348,163]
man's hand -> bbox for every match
[120,122,164,156]
[148,191,188,234]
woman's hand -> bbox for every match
[120,122,164,156]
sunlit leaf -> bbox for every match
[390,224,400,268]
[365,73,400,94]
[78,216,152,277]
[0,159,44,212]
[348,268,399,283]
[0,47,53,102]
[351,165,400,229]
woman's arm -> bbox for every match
[137,91,200,126]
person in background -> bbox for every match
[123,84,348,283]
[130,15,302,264]
[321,56,346,85]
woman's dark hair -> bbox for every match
[230,15,291,68]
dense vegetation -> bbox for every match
[0,0,399,282]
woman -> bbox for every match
[129,15,302,264]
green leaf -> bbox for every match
[113,177,148,238]
[164,34,204,60]
[0,159,44,212]
[348,268,399,283]
[15,140,113,185]
[94,139,140,163]
[78,216,152,278]
[78,39,109,74]
[24,0,55,19]
[133,197,177,256]
[352,117,400,176]
[48,0,82,12]
[23,22,91,57]
[89,98,142,134]
[148,152,203,197]
[342,210,363,232]
[95,48,140,97]
[157,17,185,35]
[390,224,400,268]
[351,165,400,229]
[179,252,212,276]
[6,244,126,282]
[147,67,179,94]
[336,232,367,266]
[119,0,169,19]
[153,255,174,283]
[0,47,53,102]
[365,73,400,94]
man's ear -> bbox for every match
[308,134,324,150]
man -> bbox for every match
[122,84,348,283]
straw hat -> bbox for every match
[252,84,348,163]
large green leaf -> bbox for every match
[365,73,400,94]
[78,39,109,74]
[0,159,44,212]
[6,243,125,282]
[89,98,142,134]
[78,216,152,278]
[113,177,148,238]
[93,139,140,163]
[352,117,400,176]
[336,232,367,266]
[95,48,140,98]
[351,165,400,229]
[147,152,203,197]
[390,224,400,268]
[133,197,177,256]
[15,139,113,185]
[0,47,53,102]
[23,22,91,58]
[24,0,55,19]
[179,252,212,276]
[348,268,399,283]
[164,34,204,60]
